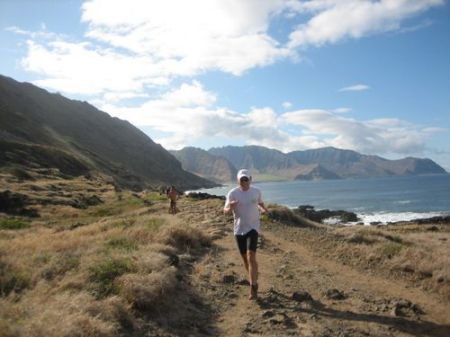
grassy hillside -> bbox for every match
[0,75,216,190]
[1,170,449,336]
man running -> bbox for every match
[224,169,268,300]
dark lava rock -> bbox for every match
[186,192,225,201]
[292,291,313,302]
[222,274,236,284]
[0,190,39,217]
[326,289,347,300]
[294,205,359,223]
[390,299,424,317]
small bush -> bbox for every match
[125,196,143,207]
[379,242,404,259]
[268,207,312,227]
[41,253,80,281]
[145,218,165,231]
[106,238,137,252]
[118,267,177,309]
[15,291,122,337]
[136,252,170,273]
[157,225,211,252]
[145,192,167,202]
[33,254,52,265]
[383,234,404,244]
[111,219,136,229]
[89,258,136,298]
[0,318,20,337]
[90,207,119,217]
[347,233,375,245]
[0,218,30,230]
[10,167,34,181]
[0,261,30,296]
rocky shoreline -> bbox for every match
[186,192,450,227]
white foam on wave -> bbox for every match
[394,200,412,205]
[355,211,449,225]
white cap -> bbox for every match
[237,169,251,180]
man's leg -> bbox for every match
[236,235,249,276]
[247,250,258,286]
[240,253,249,273]
[247,230,259,299]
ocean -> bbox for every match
[191,174,450,225]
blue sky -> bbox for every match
[1,0,450,170]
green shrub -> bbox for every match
[106,237,137,251]
[145,218,165,231]
[347,233,375,245]
[125,196,144,206]
[158,225,211,252]
[0,261,30,296]
[9,167,35,181]
[89,206,119,217]
[88,258,136,298]
[0,218,30,230]
[33,253,52,264]
[383,234,404,244]
[145,192,167,202]
[41,253,80,281]
[379,242,404,259]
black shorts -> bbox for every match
[235,229,259,255]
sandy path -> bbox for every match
[209,226,450,337]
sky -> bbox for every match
[1,0,450,170]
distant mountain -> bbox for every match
[208,145,301,180]
[0,75,216,190]
[288,147,447,178]
[293,164,341,180]
[201,145,447,182]
[170,147,237,183]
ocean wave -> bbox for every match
[355,211,450,225]
[394,200,412,205]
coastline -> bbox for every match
[353,211,450,226]
[192,174,450,226]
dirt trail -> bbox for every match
[180,199,450,337]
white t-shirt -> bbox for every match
[225,186,263,235]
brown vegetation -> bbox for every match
[1,169,449,337]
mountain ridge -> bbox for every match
[175,145,447,183]
[0,74,216,190]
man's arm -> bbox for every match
[224,200,238,214]
[258,202,268,214]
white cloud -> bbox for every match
[102,82,289,149]
[5,26,60,40]
[288,0,445,48]
[333,107,352,113]
[16,0,292,97]
[22,40,170,95]
[100,81,442,156]
[281,109,442,155]
[7,0,446,160]
[12,0,444,100]
[282,101,293,109]
[339,84,370,92]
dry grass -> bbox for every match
[320,224,450,299]
[156,224,212,252]
[118,267,178,309]
[0,174,214,336]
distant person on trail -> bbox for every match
[223,169,269,300]
[167,185,179,214]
